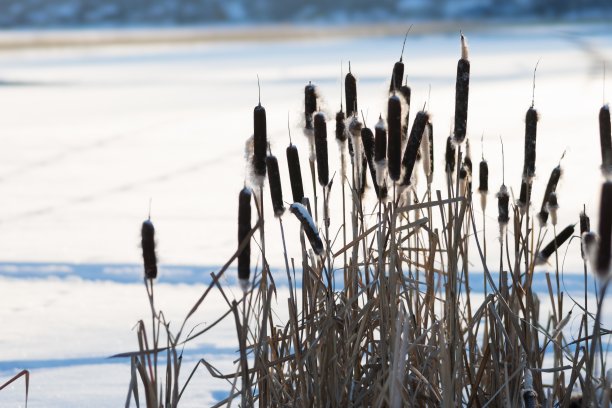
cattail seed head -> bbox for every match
[445,135,456,175]
[335,110,347,142]
[289,202,324,255]
[286,144,304,203]
[596,181,612,276]
[538,165,562,226]
[266,154,285,217]
[387,94,403,181]
[349,115,364,191]
[374,116,388,191]
[600,105,612,176]
[400,110,429,186]
[362,126,387,200]
[523,106,539,180]
[390,61,404,93]
[517,180,530,214]
[453,33,470,144]
[497,184,510,227]
[580,209,591,235]
[253,104,267,178]
[345,69,357,118]
[536,224,575,265]
[547,192,559,226]
[582,231,598,263]
[141,219,157,279]
[314,112,329,187]
[304,82,317,130]
[237,187,252,288]
[478,159,488,210]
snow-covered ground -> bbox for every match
[0,23,611,405]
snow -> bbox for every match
[0,22,611,405]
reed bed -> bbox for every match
[122,33,612,407]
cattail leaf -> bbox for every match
[314,112,329,187]
[289,203,324,255]
[536,224,575,264]
[141,219,157,279]
[387,94,403,181]
[253,104,267,177]
[266,154,285,217]
[237,187,252,282]
[596,181,612,276]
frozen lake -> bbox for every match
[0,22,611,405]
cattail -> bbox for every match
[387,94,403,181]
[582,232,598,264]
[523,368,537,408]
[497,184,510,239]
[538,165,562,226]
[266,154,285,217]
[362,125,386,200]
[304,82,317,130]
[523,106,539,180]
[289,202,324,255]
[389,32,408,92]
[335,110,347,142]
[479,160,488,210]
[536,224,575,265]
[349,115,364,191]
[253,103,267,180]
[314,112,329,187]
[374,116,388,189]
[459,165,468,196]
[286,143,304,203]
[596,181,612,276]
[400,110,429,186]
[427,122,434,178]
[399,84,411,140]
[464,138,473,192]
[453,33,470,144]
[600,105,612,175]
[141,219,157,279]
[345,63,357,117]
[580,208,591,235]
[517,180,530,214]
[237,187,252,290]
[547,192,559,226]
[421,120,432,181]
[445,135,456,175]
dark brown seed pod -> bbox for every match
[523,390,538,408]
[538,165,561,226]
[266,154,285,217]
[596,181,612,276]
[335,110,347,142]
[453,34,470,144]
[314,112,329,187]
[345,67,357,118]
[600,105,612,173]
[400,111,429,186]
[375,116,387,163]
[497,185,510,225]
[580,209,590,235]
[362,126,386,199]
[390,61,404,93]
[427,121,434,176]
[478,160,488,193]
[141,219,157,279]
[536,224,575,265]
[305,82,317,130]
[237,187,252,283]
[387,94,402,181]
[253,104,267,177]
[445,135,456,174]
[289,202,324,255]
[517,179,530,212]
[523,106,538,180]
[286,144,304,203]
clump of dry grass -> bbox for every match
[122,32,611,407]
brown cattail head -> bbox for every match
[538,165,562,226]
[453,33,470,144]
[237,187,252,286]
[479,160,489,194]
[266,154,285,217]
[314,112,329,187]
[387,94,403,181]
[253,104,267,178]
[362,126,387,200]
[536,224,575,265]
[400,110,429,186]
[399,84,412,139]
[345,66,357,118]
[286,144,304,203]
[335,110,347,142]
[596,181,612,276]
[580,208,591,235]
[548,192,559,226]
[445,135,456,174]
[390,61,404,93]
[517,179,530,214]
[304,82,317,130]
[600,104,612,175]
[289,202,324,255]
[497,184,510,225]
[375,116,387,163]
[141,219,157,279]
[523,106,538,180]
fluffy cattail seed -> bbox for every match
[266,154,285,217]
[538,165,562,226]
[581,206,594,261]
[600,105,612,175]
[421,121,432,180]
[286,144,304,203]
[141,219,157,279]
[453,33,470,144]
[387,94,403,182]
[237,187,252,289]
[547,192,559,226]
[253,104,267,179]
[345,64,357,118]
[305,82,317,130]
[523,106,539,180]
[445,135,456,175]
[349,115,364,191]
[289,202,324,255]
[399,84,411,140]
[596,181,612,276]
[374,116,388,190]
[536,224,575,265]
[400,110,429,186]
[314,112,329,187]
